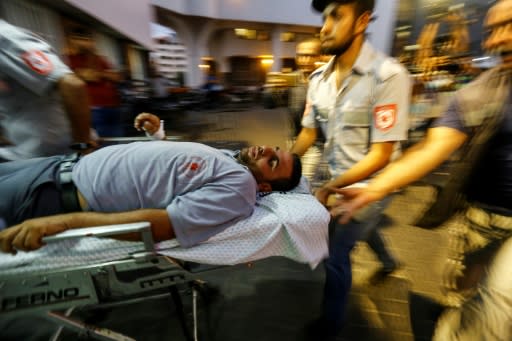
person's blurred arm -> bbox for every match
[332,126,468,223]
[291,127,317,156]
[315,141,395,205]
[58,73,95,146]
[290,101,317,156]
[365,126,467,195]
[72,56,121,83]
[97,55,121,82]
[101,69,121,82]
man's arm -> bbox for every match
[332,126,468,223]
[58,73,94,145]
[290,99,318,156]
[0,209,173,254]
[291,127,317,156]
[315,141,395,205]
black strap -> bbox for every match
[56,153,81,212]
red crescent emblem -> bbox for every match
[374,104,397,132]
[178,157,205,178]
[21,50,53,75]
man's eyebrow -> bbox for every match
[322,6,337,20]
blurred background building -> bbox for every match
[152,0,400,87]
[0,0,495,89]
[0,0,153,81]
[151,24,188,83]
[0,0,496,121]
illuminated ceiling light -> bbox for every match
[261,59,274,66]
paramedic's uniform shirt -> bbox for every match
[72,141,258,248]
[302,42,411,182]
[0,20,74,161]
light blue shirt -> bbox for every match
[302,42,411,182]
[72,141,258,247]
[0,20,73,161]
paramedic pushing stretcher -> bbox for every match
[0,19,94,162]
[0,115,302,253]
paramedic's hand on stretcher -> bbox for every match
[134,112,161,135]
[328,187,385,224]
[0,209,175,254]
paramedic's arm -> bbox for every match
[291,127,317,156]
[0,209,174,254]
[290,101,317,156]
[315,141,394,205]
[58,73,95,146]
[332,126,468,223]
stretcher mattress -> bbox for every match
[0,178,329,276]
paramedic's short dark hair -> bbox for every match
[311,0,375,17]
[269,153,302,192]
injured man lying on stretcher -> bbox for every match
[0,143,329,340]
[0,181,329,339]
[0,136,305,253]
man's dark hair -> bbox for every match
[268,153,302,192]
[311,0,375,17]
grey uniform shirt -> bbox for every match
[302,42,411,183]
[72,141,258,247]
[0,19,73,161]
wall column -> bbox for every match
[271,25,283,72]
[368,0,399,53]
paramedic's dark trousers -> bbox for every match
[322,196,393,336]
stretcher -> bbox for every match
[0,178,329,341]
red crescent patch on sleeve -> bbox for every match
[21,50,53,75]
[373,104,397,132]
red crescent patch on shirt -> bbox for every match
[373,104,397,132]
[178,157,206,178]
[21,50,53,75]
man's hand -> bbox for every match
[134,112,161,135]
[0,216,70,254]
[329,187,386,224]
[314,185,336,206]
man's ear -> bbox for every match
[258,182,272,192]
[355,11,371,35]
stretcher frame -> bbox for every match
[0,222,216,341]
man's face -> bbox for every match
[483,0,512,69]
[238,146,293,187]
[296,41,321,74]
[320,3,359,56]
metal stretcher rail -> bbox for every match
[0,222,207,341]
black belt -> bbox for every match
[56,153,81,212]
